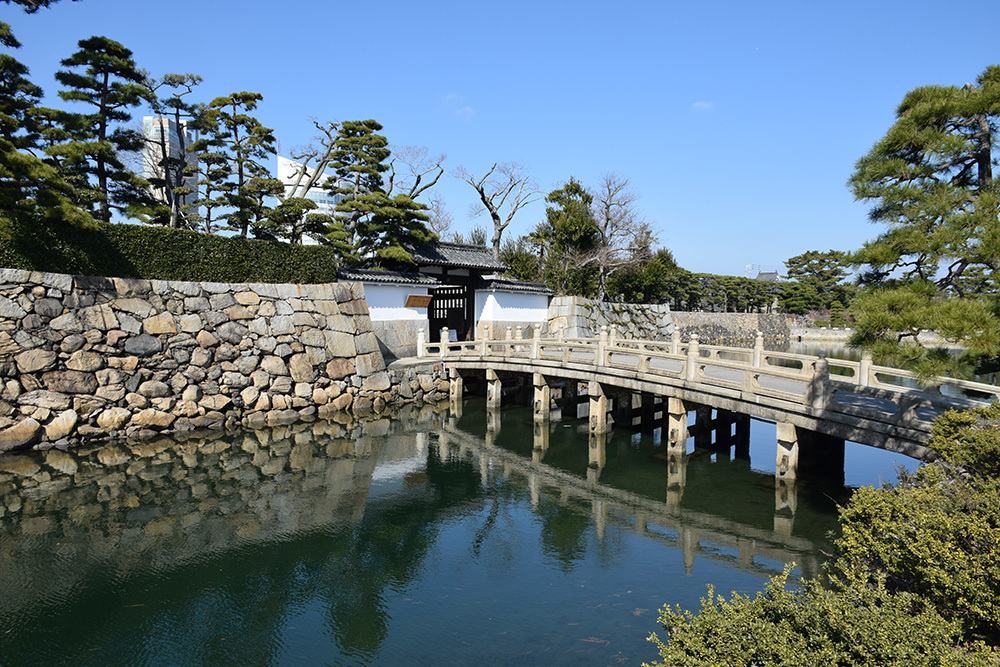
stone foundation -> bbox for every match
[0,269,449,453]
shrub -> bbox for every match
[0,219,344,283]
[928,403,1000,475]
[646,567,992,667]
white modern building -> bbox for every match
[142,116,197,207]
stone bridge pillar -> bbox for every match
[667,397,688,453]
[776,422,845,482]
[775,422,799,479]
[588,430,607,472]
[588,381,610,435]
[448,368,463,408]
[486,368,502,409]
[533,373,551,422]
[774,478,798,537]
[667,445,687,507]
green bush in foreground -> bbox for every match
[646,569,990,667]
[645,404,1000,666]
[0,219,344,283]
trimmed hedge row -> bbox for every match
[0,220,343,283]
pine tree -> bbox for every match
[328,120,434,266]
[848,65,1000,378]
[195,92,281,237]
[52,36,149,222]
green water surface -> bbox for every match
[0,399,915,666]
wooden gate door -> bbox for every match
[429,285,469,342]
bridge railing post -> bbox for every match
[859,352,872,387]
[417,328,426,358]
[481,324,490,357]
[440,327,449,358]
[670,329,681,356]
[597,325,608,365]
[531,325,541,359]
[752,330,764,367]
[685,335,700,382]
[608,325,618,348]
[806,352,830,410]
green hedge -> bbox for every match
[0,220,344,283]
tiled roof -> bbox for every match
[474,275,554,295]
[337,268,439,286]
[407,241,506,271]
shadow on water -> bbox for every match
[0,398,907,666]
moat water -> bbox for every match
[0,398,916,666]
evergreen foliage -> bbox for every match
[192,92,283,238]
[848,66,1000,376]
[0,218,344,283]
[328,120,434,267]
[52,36,150,222]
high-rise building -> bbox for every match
[277,155,346,215]
[277,156,351,244]
[142,116,198,207]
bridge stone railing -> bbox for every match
[417,325,1000,447]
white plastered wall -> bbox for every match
[365,283,430,322]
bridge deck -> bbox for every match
[421,332,1000,460]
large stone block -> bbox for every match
[325,331,357,358]
[124,334,163,357]
[49,312,83,332]
[215,321,249,344]
[19,390,72,410]
[260,355,288,376]
[41,370,98,394]
[0,295,26,319]
[361,371,391,392]
[15,349,57,373]
[325,358,355,380]
[0,418,41,451]
[44,409,78,440]
[66,350,105,372]
[80,304,119,331]
[288,354,314,383]
[354,352,385,377]
[96,407,131,430]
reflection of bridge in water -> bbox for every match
[437,403,828,581]
[420,327,1000,481]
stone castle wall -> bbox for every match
[546,296,674,340]
[0,269,449,453]
[671,312,810,343]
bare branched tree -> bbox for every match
[273,119,340,244]
[386,145,445,200]
[284,119,338,201]
[455,162,541,258]
[587,173,656,301]
[425,192,453,238]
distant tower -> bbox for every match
[142,117,198,207]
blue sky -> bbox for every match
[7,0,1000,276]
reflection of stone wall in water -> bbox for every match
[0,404,445,618]
[0,269,451,452]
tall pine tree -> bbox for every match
[52,36,149,222]
[327,120,434,267]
